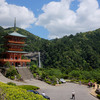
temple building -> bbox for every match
[0,20,30,67]
[0,31,30,67]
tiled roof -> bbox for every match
[8,32,27,38]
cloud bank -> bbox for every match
[0,0,36,28]
[36,0,100,39]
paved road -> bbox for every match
[39,83,98,100]
[0,73,98,100]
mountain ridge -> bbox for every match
[0,26,100,71]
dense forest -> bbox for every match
[41,29,100,72]
[0,26,100,72]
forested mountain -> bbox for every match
[41,29,100,72]
[0,26,100,71]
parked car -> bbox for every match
[27,90,39,94]
[95,89,100,94]
[41,93,50,100]
[60,78,66,83]
[28,90,50,99]
[42,95,50,100]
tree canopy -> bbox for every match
[0,26,100,71]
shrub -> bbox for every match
[4,61,10,67]
[59,81,62,84]
[17,74,21,80]
[18,85,40,90]
[37,71,42,77]
[70,79,76,82]
[81,80,89,84]
[0,82,46,100]
[10,76,15,80]
[52,82,56,86]
[44,78,48,81]
[7,82,16,86]
[46,68,62,78]
[30,65,38,73]
[68,70,81,79]
[41,72,47,79]
[33,73,37,78]
[45,81,52,84]
[6,66,18,78]
[49,75,57,83]
[81,71,92,80]
[62,74,68,79]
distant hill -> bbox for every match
[0,26,100,71]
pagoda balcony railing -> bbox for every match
[8,40,25,44]
[8,48,23,51]
[0,59,30,62]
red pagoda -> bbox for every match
[0,20,31,67]
[0,31,30,67]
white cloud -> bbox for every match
[36,0,100,39]
[0,0,36,29]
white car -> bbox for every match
[60,78,66,83]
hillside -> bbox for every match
[0,26,100,71]
[0,26,49,52]
[41,29,100,71]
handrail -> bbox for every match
[8,40,25,44]
[0,59,31,62]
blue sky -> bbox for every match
[1,0,100,39]
[6,0,62,39]
[6,0,54,39]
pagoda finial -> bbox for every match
[14,17,16,32]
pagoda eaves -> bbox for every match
[0,31,30,67]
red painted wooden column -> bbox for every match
[25,62,26,67]
[14,62,15,66]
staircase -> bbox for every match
[16,67,33,80]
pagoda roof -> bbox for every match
[8,32,27,38]
[6,51,28,54]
